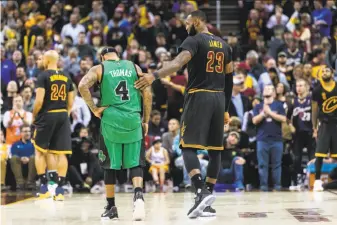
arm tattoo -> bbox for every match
[78,66,99,112]
[141,86,152,123]
[157,50,192,79]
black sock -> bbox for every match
[58,176,66,187]
[39,174,47,185]
[107,197,115,208]
[134,187,142,193]
[48,171,58,183]
[315,157,323,180]
[206,182,214,193]
[191,174,203,193]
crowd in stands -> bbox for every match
[1,0,337,193]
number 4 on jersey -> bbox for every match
[115,80,130,101]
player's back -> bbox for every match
[100,59,142,143]
[180,33,231,93]
[37,69,73,115]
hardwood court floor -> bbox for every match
[2,191,337,225]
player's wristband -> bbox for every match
[153,71,159,80]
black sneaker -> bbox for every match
[187,188,215,219]
[133,191,145,221]
[201,206,216,217]
[101,206,118,220]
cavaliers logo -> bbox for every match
[322,96,337,113]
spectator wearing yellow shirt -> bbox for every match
[0,129,9,191]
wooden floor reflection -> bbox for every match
[1,191,337,224]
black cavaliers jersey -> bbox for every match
[292,95,312,132]
[179,33,232,92]
[312,82,337,123]
[36,69,74,115]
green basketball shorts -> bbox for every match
[98,134,145,170]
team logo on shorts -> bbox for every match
[98,150,106,162]
[181,122,186,137]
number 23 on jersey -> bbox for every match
[206,51,224,73]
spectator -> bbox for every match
[286,0,303,32]
[50,4,65,34]
[218,131,245,191]
[258,58,289,91]
[146,138,170,191]
[77,32,95,59]
[64,47,81,76]
[61,14,85,45]
[284,38,304,67]
[25,55,39,78]
[21,86,34,113]
[242,96,262,145]
[0,130,9,191]
[16,66,27,92]
[3,95,33,145]
[148,110,168,137]
[252,85,286,191]
[10,125,36,190]
[34,35,47,52]
[2,81,18,112]
[229,75,252,122]
[228,32,242,61]
[88,1,108,25]
[310,48,327,83]
[1,46,16,88]
[12,50,24,67]
[106,20,128,53]
[244,9,264,47]
[267,26,285,60]
[70,86,91,132]
[246,50,265,80]
[68,128,104,193]
[266,4,289,30]
[73,58,90,88]
[236,62,260,97]
[312,0,332,38]
[161,119,180,156]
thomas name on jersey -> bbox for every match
[209,40,222,48]
[109,69,133,77]
[50,74,68,82]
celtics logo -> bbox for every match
[98,150,106,162]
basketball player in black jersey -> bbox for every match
[135,10,233,218]
[33,50,74,200]
[288,79,315,190]
[312,67,337,191]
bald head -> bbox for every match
[43,50,59,68]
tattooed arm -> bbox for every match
[135,64,152,135]
[134,51,192,90]
[78,65,104,117]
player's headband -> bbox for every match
[100,47,118,57]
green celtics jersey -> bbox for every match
[100,59,142,143]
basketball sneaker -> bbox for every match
[53,186,65,201]
[133,191,145,221]
[101,206,118,220]
[201,206,216,217]
[313,180,324,192]
[37,184,51,199]
[187,188,215,219]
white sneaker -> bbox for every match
[90,183,104,194]
[313,180,324,192]
[62,182,73,195]
[289,185,303,191]
[133,193,145,221]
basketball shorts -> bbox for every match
[32,110,72,154]
[315,122,337,158]
[179,91,225,151]
[99,134,145,170]
[149,164,169,173]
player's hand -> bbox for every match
[92,106,108,118]
[224,112,230,125]
[160,78,171,86]
[134,73,155,90]
[142,123,148,136]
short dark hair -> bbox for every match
[20,124,31,131]
[190,10,207,22]
[151,110,161,117]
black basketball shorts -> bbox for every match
[33,110,72,154]
[179,91,225,151]
[315,122,337,158]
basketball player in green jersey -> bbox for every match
[78,47,152,221]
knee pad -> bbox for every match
[104,169,116,185]
[130,166,143,180]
